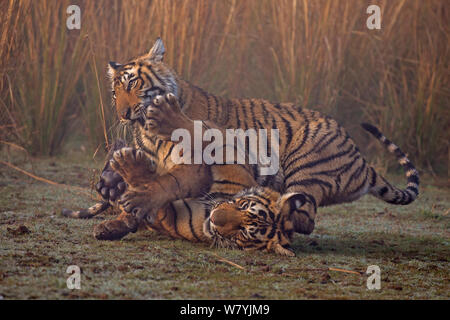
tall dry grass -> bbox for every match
[0,0,448,173]
[0,0,92,155]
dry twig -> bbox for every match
[212,253,246,270]
[211,252,363,278]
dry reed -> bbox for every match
[0,0,448,172]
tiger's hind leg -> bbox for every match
[93,209,139,240]
[283,189,317,235]
[283,163,323,234]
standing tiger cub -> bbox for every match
[63,38,419,255]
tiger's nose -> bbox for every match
[210,209,241,228]
[121,108,131,120]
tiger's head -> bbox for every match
[203,187,304,256]
[107,38,178,125]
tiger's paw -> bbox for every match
[93,215,139,240]
[118,189,158,224]
[110,148,156,187]
[95,139,129,202]
[145,93,193,140]
[95,169,126,202]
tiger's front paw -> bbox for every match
[93,215,139,240]
[145,93,193,140]
[110,148,156,187]
[118,189,159,224]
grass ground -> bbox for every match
[0,149,449,299]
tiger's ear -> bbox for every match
[107,61,121,78]
[278,193,306,217]
[147,37,165,62]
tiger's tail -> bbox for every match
[361,123,419,205]
[61,201,110,219]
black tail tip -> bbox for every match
[361,123,382,138]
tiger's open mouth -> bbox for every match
[120,107,145,127]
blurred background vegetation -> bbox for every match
[0,0,448,174]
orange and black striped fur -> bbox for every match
[66,38,419,250]
[122,120,419,256]
[203,123,419,255]
[204,187,297,256]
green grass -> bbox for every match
[0,150,449,299]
